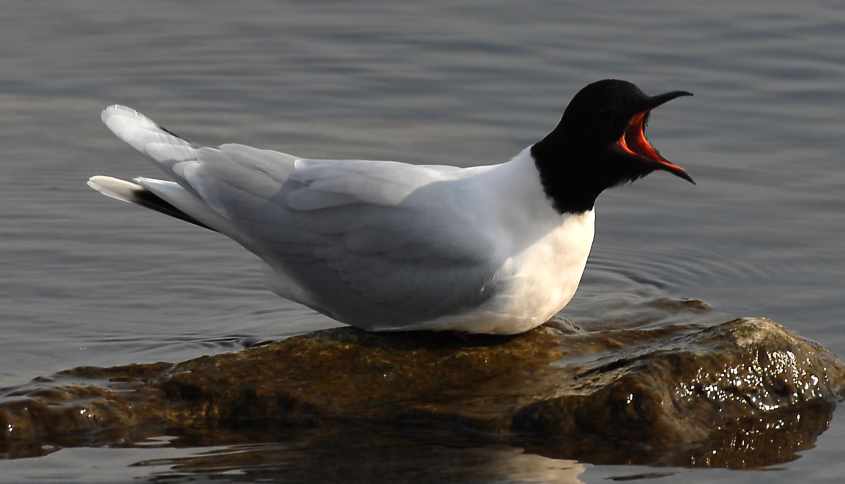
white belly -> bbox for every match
[408,210,595,334]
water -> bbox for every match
[1,0,843,481]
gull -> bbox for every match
[88,79,693,335]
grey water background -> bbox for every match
[1,0,843,482]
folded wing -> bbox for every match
[95,106,498,328]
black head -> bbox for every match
[532,79,694,214]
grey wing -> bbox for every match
[262,207,498,327]
[99,106,498,327]
[219,156,499,327]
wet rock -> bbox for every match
[0,317,842,467]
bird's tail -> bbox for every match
[87,175,215,231]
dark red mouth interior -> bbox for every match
[616,111,690,178]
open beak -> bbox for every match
[616,91,695,184]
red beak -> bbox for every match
[616,111,695,184]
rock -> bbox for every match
[0,317,842,467]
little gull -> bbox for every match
[88,79,693,334]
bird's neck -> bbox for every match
[530,134,605,215]
[481,147,590,241]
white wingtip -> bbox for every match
[100,104,191,156]
[87,175,144,204]
[101,104,157,129]
[101,105,159,143]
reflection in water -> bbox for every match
[114,398,835,481]
[134,429,585,484]
[0,401,834,482]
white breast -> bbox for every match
[404,209,595,335]
[471,210,595,334]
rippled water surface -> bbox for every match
[1,1,844,482]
